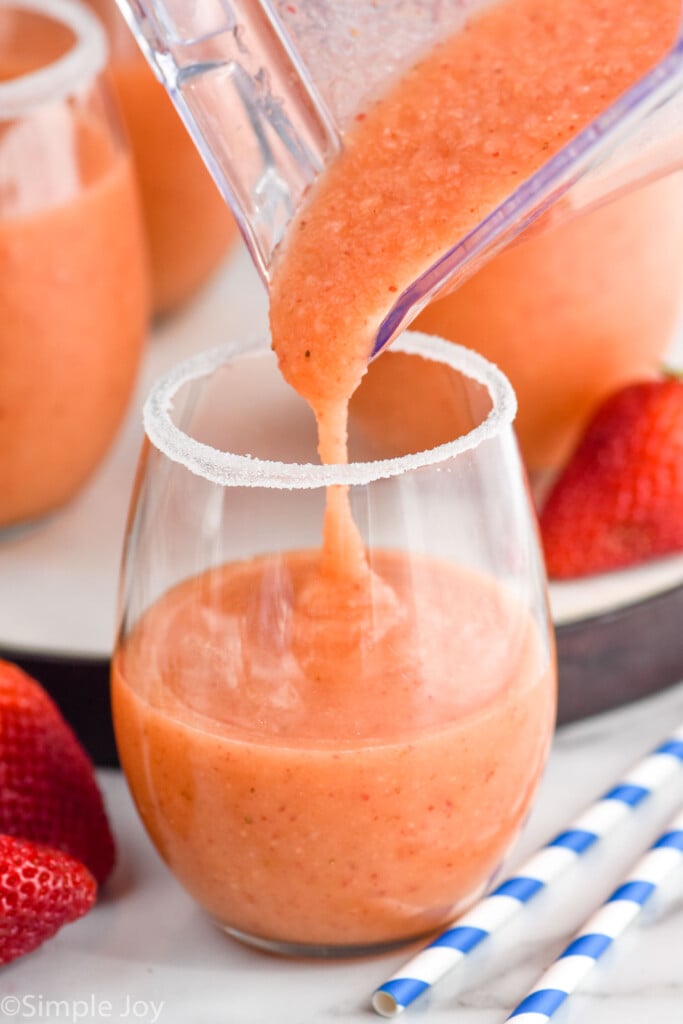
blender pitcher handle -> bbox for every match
[115,0,340,281]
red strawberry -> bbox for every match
[540,376,683,579]
[0,661,115,885]
[0,834,96,964]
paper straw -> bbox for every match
[372,725,683,1017]
[506,806,683,1022]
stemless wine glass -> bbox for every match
[0,0,149,530]
[112,331,556,956]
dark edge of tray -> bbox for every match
[2,580,683,767]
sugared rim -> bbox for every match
[143,331,518,490]
[0,0,108,119]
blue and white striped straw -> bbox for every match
[372,725,683,1017]
[506,805,683,1022]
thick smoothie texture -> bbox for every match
[270,0,680,448]
[113,551,555,947]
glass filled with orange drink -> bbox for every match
[0,0,149,530]
[112,333,556,954]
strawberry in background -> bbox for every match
[0,660,115,963]
[540,375,683,579]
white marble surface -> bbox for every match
[1,682,682,1024]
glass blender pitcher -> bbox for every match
[114,0,683,354]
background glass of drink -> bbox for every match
[112,332,556,955]
[83,0,238,316]
[0,0,149,531]
[415,174,683,474]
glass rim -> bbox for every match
[0,0,108,119]
[143,331,518,490]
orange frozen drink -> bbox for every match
[112,0,679,950]
[416,178,683,471]
[0,7,149,529]
[113,551,553,946]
